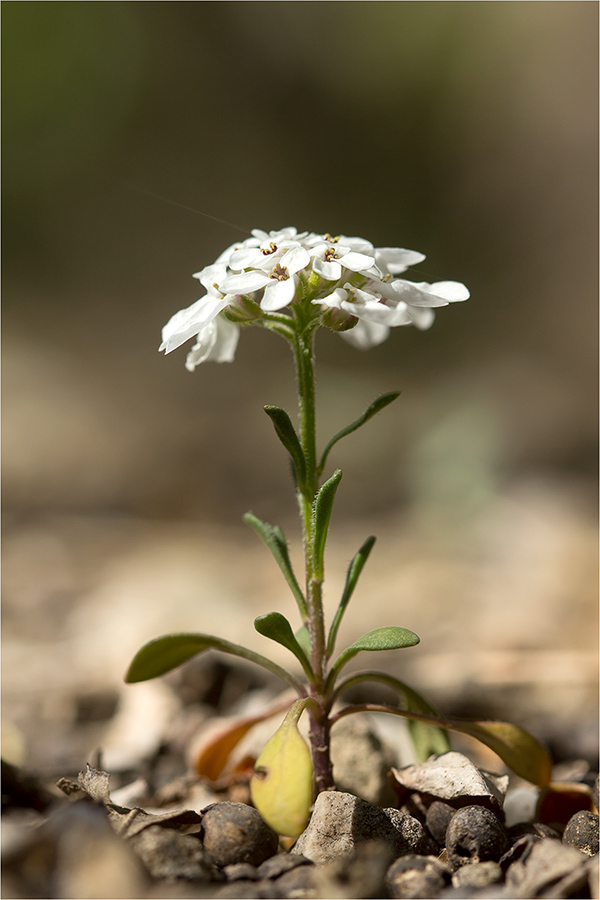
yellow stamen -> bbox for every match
[270,264,289,281]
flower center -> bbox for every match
[324,233,340,244]
[262,242,278,256]
[324,248,339,262]
[270,264,289,281]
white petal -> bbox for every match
[408,307,436,330]
[184,317,240,369]
[160,295,228,353]
[337,250,376,272]
[228,247,264,270]
[313,257,342,281]
[195,263,228,292]
[280,245,310,274]
[336,236,374,254]
[220,270,271,293]
[426,281,470,302]
[214,240,247,266]
[375,247,426,274]
[261,276,297,311]
[388,280,450,308]
[315,288,348,309]
[341,319,390,349]
[343,297,412,327]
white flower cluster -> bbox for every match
[160,227,469,370]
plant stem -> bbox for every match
[292,323,325,689]
[291,314,335,792]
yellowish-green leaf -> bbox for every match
[456,720,552,787]
[250,699,314,838]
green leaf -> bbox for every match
[333,701,551,786]
[294,625,311,660]
[333,670,450,761]
[243,513,307,619]
[254,613,314,681]
[454,720,552,787]
[318,391,400,475]
[311,468,343,580]
[326,536,376,658]
[263,405,306,488]
[327,626,420,686]
[124,632,305,693]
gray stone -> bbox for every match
[215,879,281,898]
[223,862,260,881]
[386,854,451,899]
[130,825,218,882]
[445,806,509,869]
[562,809,600,857]
[330,714,396,806]
[543,854,599,900]
[257,852,313,879]
[293,791,436,865]
[275,864,318,898]
[201,802,278,868]
[426,800,457,844]
[505,837,588,896]
[314,841,395,899]
[390,752,508,809]
[451,861,502,889]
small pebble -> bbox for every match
[131,825,219,882]
[504,837,589,896]
[386,854,451,899]
[508,821,561,840]
[215,879,280,899]
[451,861,502,889]
[223,862,260,881]
[293,791,435,865]
[445,806,509,869]
[426,801,456,845]
[275,864,317,897]
[257,852,312,879]
[201,802,278,867]
[562,809,600,857]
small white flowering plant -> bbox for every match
[126,228,551,838]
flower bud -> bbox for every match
[222,294,263,324]
[320,306,359,333]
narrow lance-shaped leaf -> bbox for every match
[250,698,317,838]
[326,626,420,688]
[243,513,307,619]
[318,391,400,475]
[125,632,305,694]
[326,535,376,659]
[311,468,343,581]
[333,670,450,760]
[254,613,314,681]
[454,720,552,787]
[263,405,306,489]
[294,625,311,660]
[332,704,552,787]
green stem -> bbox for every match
[292,323,326,690]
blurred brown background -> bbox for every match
[2,2,598,776]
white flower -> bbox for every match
[159,227,469,365]
[220,244,311,312]
[308,235,377,282]
[185,317,239,370]
[160,264,232,355]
